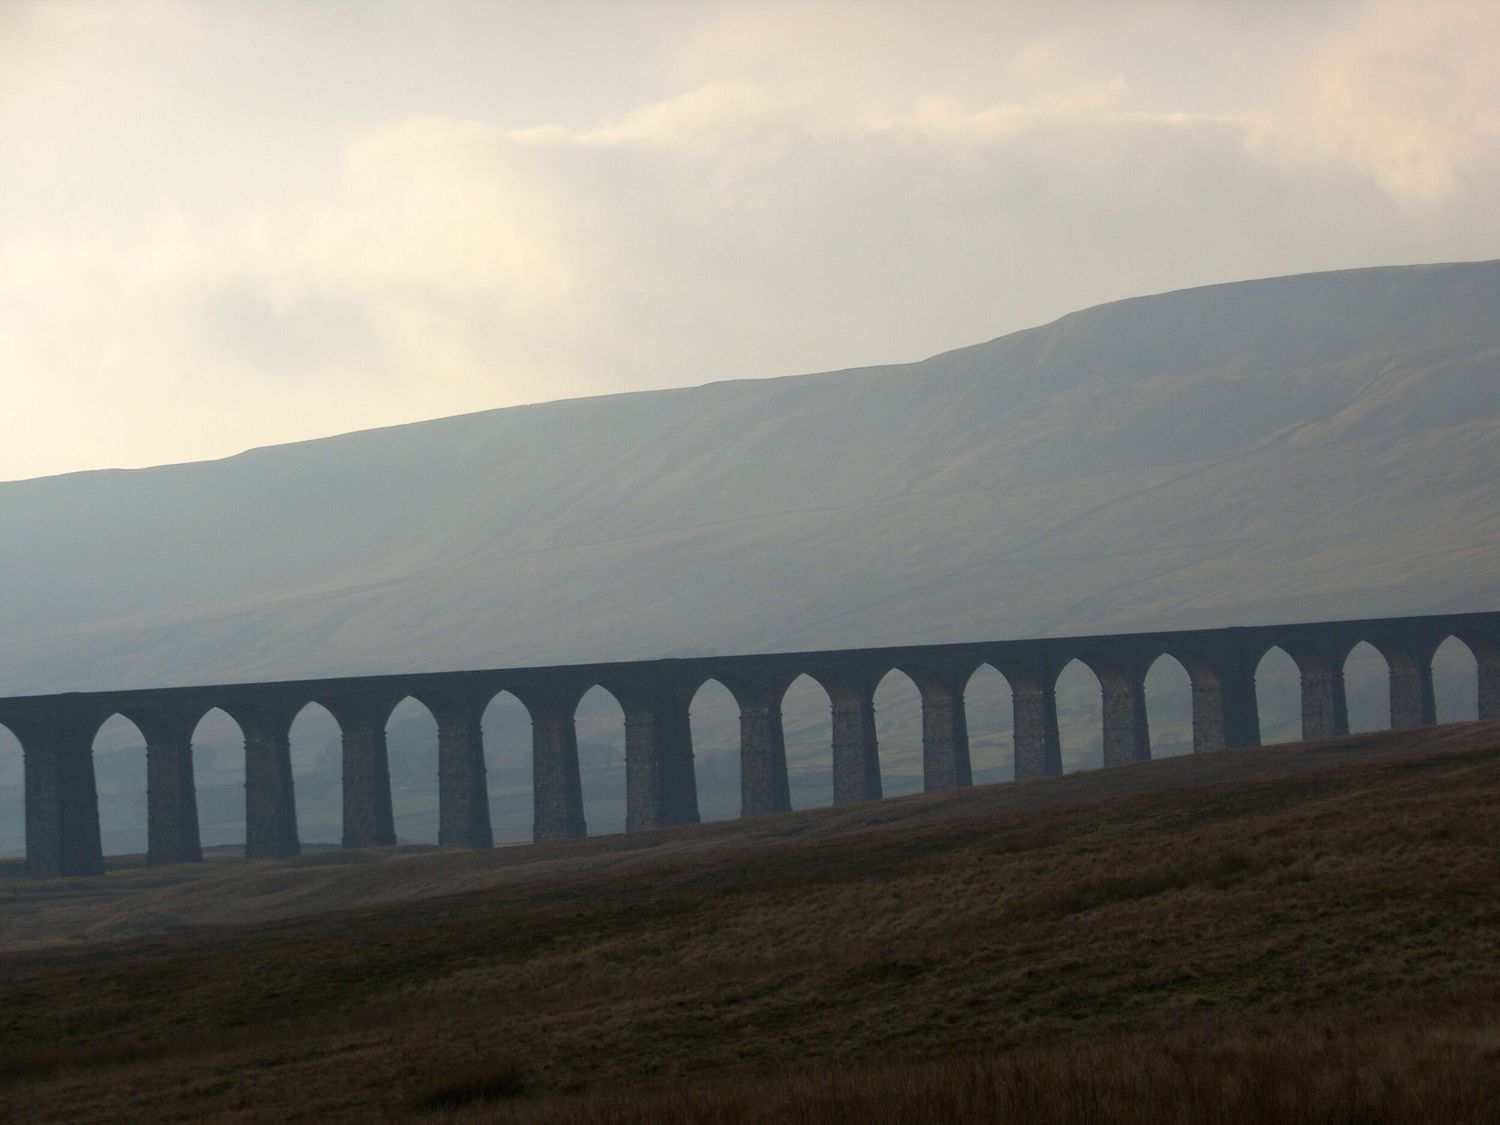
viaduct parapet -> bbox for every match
[2,611,1496,878]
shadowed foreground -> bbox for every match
[2,722,1499,1121]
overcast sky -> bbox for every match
[2,1,1498,481]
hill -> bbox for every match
[1,721,1498,1121]
[4,260,1499,695]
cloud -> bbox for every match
[512,81,785,148]
[1243,1,1500,208]
[864,83,1242,141]
[327,117,575,303]
[3,1,1500,480]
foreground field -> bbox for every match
[0,723,1479,949]
[2,722,1499,1121]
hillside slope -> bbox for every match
[3,260,1499,696]
[1,722,1498,1122]
[3,721,1485,949]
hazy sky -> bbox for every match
[3,1,1498,481]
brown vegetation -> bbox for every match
[2,722,1499,1122]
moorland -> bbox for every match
[3,721,1499,1122]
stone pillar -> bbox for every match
[737,680,792,818]
[1387,646,1437,730]
[920,678,972,792]
[1190,672,1225,754]
[1221,665,1262,749]
[624,706,664,831]
[1101,672,1151,767]
[1300,662,1349,741]
[243,713,301,860]
[532,698,587,842]
[1190,656,1261,753]
[624,675,700,831]
[22,738,65,877]
[437,703,493,850]
[1012,680,1062,780]
[146,723,202,865]
[664,696,701,827]
[339,703,396,849]
[831,681,881,805]
[1479,644,1500,722]
[22,721,105,878]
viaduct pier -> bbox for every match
[2,610,1496,878]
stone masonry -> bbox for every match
[1,610,1495,878]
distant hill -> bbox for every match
[2,260,1498,852]
[3,259,1498,694]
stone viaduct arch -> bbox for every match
[381,696,441,844]
[1254,646,1301,743]
[1441,631,1498,722]
[89,713,152,859]
[684,679,741,823]
[777,674,838,809]
[958,665,1013,783]
[1,610,1495,878]
[186,706,245,853]
[0,722,24,860]
[871,668,925,800]
[1141,653,1195,759]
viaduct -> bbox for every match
[1,610,1497,879]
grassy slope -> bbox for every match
[1,721,1498,1121]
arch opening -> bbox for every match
[782,674,835,810]
[287,701,337,847]
[92,713,148,859]
[873,668,923,798]
[1432,636,1480,724]
[0,722,23,862]
[965,665,1014,785]
[576,685,628,837]
[688,678,740,824]
[385,696,439,845]
[1255,646,1301,745]
[1343,641,1391,734]
[1144,654,1194,759]
[481,690,533,845]
[1055,659,1104,773]
[189,707,247,854]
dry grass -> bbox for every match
[454,1021,1500,1124]
[410,1058,529,1113]
[0,722,1475,950]
[1,722,1498,1122]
